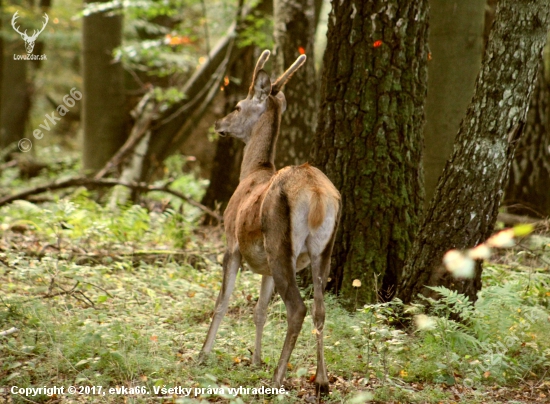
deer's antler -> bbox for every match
[271,54,307,95]
[248,50,271,97]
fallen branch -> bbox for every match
[0,177,222,222]
[20,281,95,308]
[0,327,19,337]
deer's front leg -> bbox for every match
[253,275,274,365]
[199,249,241,362]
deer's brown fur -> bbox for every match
[199,50,340,396]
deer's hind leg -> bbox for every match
[253,275,274,365]
[262,189,307,388]
[308,224,337,396]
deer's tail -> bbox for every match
[308,189,326,230]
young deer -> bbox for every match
[199,50,341,396]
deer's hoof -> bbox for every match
[315,381,329,397]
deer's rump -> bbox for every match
[236,164,340,276]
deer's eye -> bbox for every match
[235,106,241,112]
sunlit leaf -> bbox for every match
[513,223,534,237]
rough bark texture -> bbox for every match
[311,0,428,305]
[504,61,550,218]
[482,0,498,52]
[82,0,127,173]
[424,0,485,206]
[273,0,317,168]
[397,0,550,304]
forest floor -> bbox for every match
[1,154,549,403]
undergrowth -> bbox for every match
[1,160,549,403]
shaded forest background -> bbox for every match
[1,0,550,401]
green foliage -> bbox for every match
[1,166,549,402]
[238,12,273,50]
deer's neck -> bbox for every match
[239,99,281,181]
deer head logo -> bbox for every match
[11,11,49,54]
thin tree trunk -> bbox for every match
[82,0,127,173]
[273,0,317,168]
[0,0,3,135]
[1,41,31,148]
[504,60,550,218]
[311,0,428,305]
[398,0,550,304]
[424,0,485,206]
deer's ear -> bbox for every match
[275,92,286,113]
[252,70,271,103]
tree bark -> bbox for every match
[397,0,550,304]
[423,0,485,206]
[273,0,317,168]
[1,41,31,148]
[82,0,127,173]
[504,60,550,218]
[311,0,428,305]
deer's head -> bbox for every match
[215,50,306,143]
[11,11,49,54]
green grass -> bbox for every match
[1,168,550,403]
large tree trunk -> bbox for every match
[397,0,550,304]
[273,0,317,168]
[504,60,550,218]
[311,0,428,305]
[423,0,485,206]
[82,0,127,173]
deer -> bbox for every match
[11,11,49,54]
[198,50,341,396]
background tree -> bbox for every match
[272,0,317,168]
[504,48,550,218]
[1,6,31,148]
[82,0,127,173]
[0,1,3,137]
[311,0,428,305]
[398,0,550,303]
[423,0,485,205]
